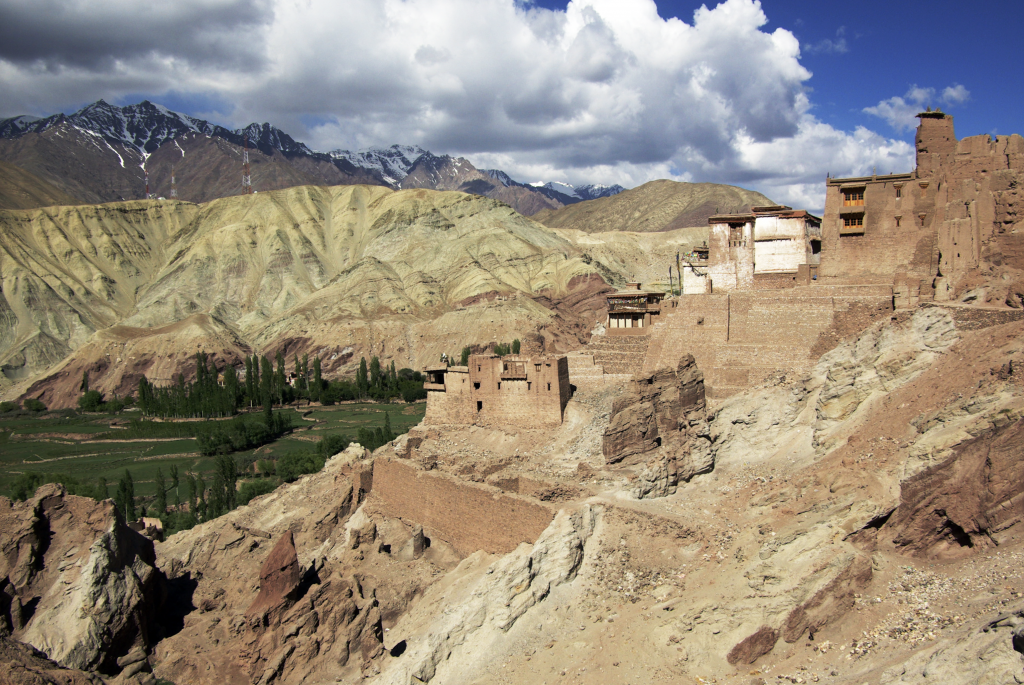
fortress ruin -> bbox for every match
[423,353,571,428]
[572,111,1024,399]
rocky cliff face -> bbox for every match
[4,306,1024,685]
[0,485,164,678]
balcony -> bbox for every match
[607,300,662,313]
[423,382,445,391]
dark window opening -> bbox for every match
[547,383,551,391]
[527,382,531,390]
[497,382,501,389]
[473,382,480,390]
[476,401,482,412]
[895,217,901,228]
[895,186,902,198]
[811,240,821,255]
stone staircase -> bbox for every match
[585,334,651,375]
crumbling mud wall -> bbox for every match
[369,457,555,556]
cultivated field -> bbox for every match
[0,402,425,499]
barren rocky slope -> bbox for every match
[2,185,699,407]
[0,161,82,210]
[2,306,1024,684]
[532,179,773,233]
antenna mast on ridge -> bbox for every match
[170,165,178,199]
[242,133,253,194]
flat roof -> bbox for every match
[827,172,914,186]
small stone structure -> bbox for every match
[423,353,570,428]
[605,282,666,335]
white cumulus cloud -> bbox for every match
[0,0,918,212]
[864,83,972,132]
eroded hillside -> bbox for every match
[0,185,706,407]
[3,307,1022,685]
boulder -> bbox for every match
[726,625,778,665]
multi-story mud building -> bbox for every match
[821,110,1023,306]
[423,354,571,428]
[683,205,822,293]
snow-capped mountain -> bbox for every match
[574,183,626,201]
[0,99,624,213]
[0,100,316,162]
[482,169,521,188]
[329,145,426,186]
[529,181,625,202]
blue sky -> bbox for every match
[0,0,1018,211]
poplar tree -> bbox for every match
[357,358,369,399]
[312,356,322,404]
[244,357,254,408]
[170,465,180,508]
[155,467,167,515]
[261,356,273,426]
[275,351,286,405]
[370,357,381,394]
[115,470,136,521]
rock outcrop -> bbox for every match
[0,636,106,685]
[603,354,706,464]
[246,531,301,621]
[885,417,1024,558]
[374,505,600,685]
[0,485,163,675]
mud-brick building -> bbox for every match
[423,354,571,428]
[606,282,666,334]
[820,110,1024,306]
[683,205,822,293]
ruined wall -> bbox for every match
[369,456,554,556]
[641,286,892,398]
[423,367,475,425]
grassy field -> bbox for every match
[0,402,425,499]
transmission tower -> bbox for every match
[242,133,253,194]
[144,168,151,200]
[170,166,178,199]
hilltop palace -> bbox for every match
[423,111,1024,425]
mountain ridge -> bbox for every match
[0,100,627,215]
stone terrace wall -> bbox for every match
[369,456,555,556]
[642,286,893,399]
